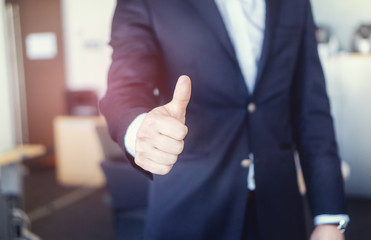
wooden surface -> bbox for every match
[54,116,107,187]
[19,0,67,149]
[0,144,47,166]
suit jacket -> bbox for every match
[100,0,347,239]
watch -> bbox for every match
[337,219,348,233]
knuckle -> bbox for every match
[158,165,172,175]
[150,107,162,115]
[156,137,165,149]
[145,113,159,128]
[176,141,184,154]
[174,125,187,140]
[135,139,151,153]
[168,155,178,164]
[144,118,156,130]
[135,143,142,153]
[134,157,143,167]
[139,160,153,173]
[181,125,188,138]
[136,129,146,141]
[162,154,177,165]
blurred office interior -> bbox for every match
[0,0,371,239]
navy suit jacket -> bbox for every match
[100,0,347,239]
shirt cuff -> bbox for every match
[124,113,147,157]
[314,214,350,226]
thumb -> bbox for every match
[166,75,192,122]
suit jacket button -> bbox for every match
[241,159,251,168]
[247,102,256,113]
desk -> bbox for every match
[0,144,46,240]
[54,116,108,186]
[0,144,47,166]
[0,144,46,195]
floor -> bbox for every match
[22,161,371,240]
[22,164,116,240]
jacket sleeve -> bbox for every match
[291,0,347,217]
[99,0,164,178]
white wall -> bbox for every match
[61,0,116,98]
[323,55,371,198]
[60,0,370,96]
[0,2,16,153]
[311,0,371,51]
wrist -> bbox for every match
[124,113,147,157]
[311,225,345,240]
[314,214,349,233]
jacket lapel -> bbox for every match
[188,0,238,64]
[254,0,281,95]
[188,0,281,96]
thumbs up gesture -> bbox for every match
[134,75,192,175]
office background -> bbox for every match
[1,0,371,239]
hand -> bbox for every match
[134,75,192,175]
[310,225,345,240]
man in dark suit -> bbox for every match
[100,0,348,239]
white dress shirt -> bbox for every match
[123,0,349,228]
[215,0,265,93]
